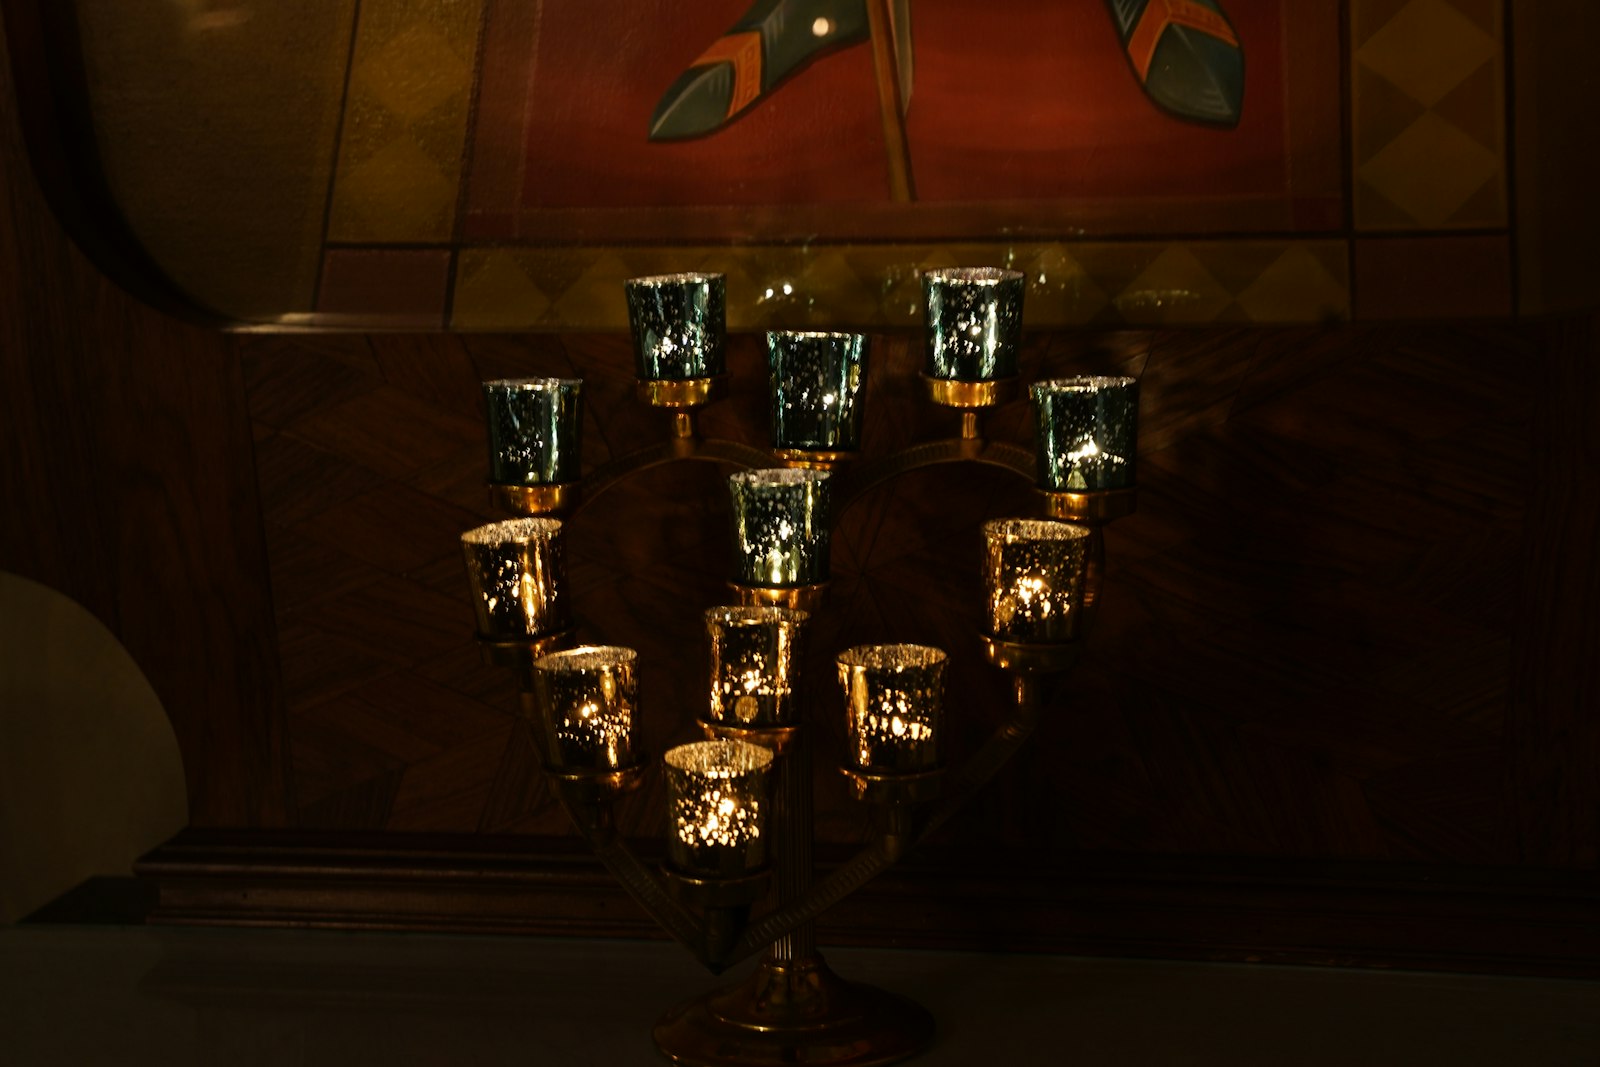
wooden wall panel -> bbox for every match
[241,322,1573,871]
[2,4,1596,969]
[0,26,287,828]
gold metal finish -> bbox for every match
[489,481,579,515]
[665,867,772,909]
[476,628,576,669]
[980,633,1082,674]
[702,720,804,757]
[921,375,1020,410]
[545,763,646,794]
[773,449,856,470]
[730,582,829,615]
[638,375,729,409]
[840,766,943,806]
[654,955,935,1067]
[1042,486,1138,524]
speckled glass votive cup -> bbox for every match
[766,331,868,453]
[625,273,726,381]
[923,267,1025,381]
[728,469,832,587]
[705,605,808,727]
[1031,376,1139,491]
[984,518,1093,644]
[531,645,639,773]
[483,378,583,486]
[460,518,568,640]
[837,644,947,775]
[663,739,775,878]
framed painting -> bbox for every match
[8,0,1509,328]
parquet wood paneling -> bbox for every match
[0,27,287,828]
[239,320,1576,872]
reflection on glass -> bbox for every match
[625,272,726,381]
[483,378,583,486]
[837,644,946,774]
[922,267,1025,381]
[766,330,868,452]
[531,645,638,772]
[460,518,567,639]
[984,519,1092,643]
[663,739,775,878]
[728,469,832,587]
[1031,376,1139,491]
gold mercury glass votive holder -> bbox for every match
[837,645,947,778]
[663,739,776,880]
[705,606,808,738]
[530,645,640,779]
[461,518,571,663]
[980,518,1093,675]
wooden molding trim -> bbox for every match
[137,830,1600,978]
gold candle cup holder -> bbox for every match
[1041,486,1139,524]
[979,633,1084,675]
[489,481,582,516]
[664,739,776,881]
[728,582,829,616]
[772,448,856,471]
[637,375,729,410]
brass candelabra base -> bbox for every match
[653,954,935,1067]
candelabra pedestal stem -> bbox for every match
[769,730,816,963]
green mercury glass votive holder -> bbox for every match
[531,645,639,774]
[705,605,808,728]
[728,469,832,588]
[460,518,568,640]
[837,644,947,775]
[663,739,776,879]
[483,378,583,486]
[984,518,1093,644]
[766,330,868,454]
[625,272,726,381]
[1031,376,1140,492]
[923,267,1025,381]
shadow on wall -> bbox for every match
[0,572,186,922]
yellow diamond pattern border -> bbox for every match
[326,0,482,245]
[447,242,1350,331]
[1352,0,1507,230]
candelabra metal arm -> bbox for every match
[920,673,1042,840]
[570,438,776,519]
[724,832,901,965]
[718,674,1043,966]
[833,438,1036,513]
[585,832,712,965]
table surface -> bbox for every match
[2,925,1597,1066]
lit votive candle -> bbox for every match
[531,646,638,773]
[625,272,726,381]
[728,469,832,587]
[984,518,1092,643]
[483,378,583,486]
[1031,376,1139,492]
[923,267,1025,381]
[664,739,775,878]
[837,644,946,775]
[461,518,567,639]
[705,605,808,728]
[766,330,868,453]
